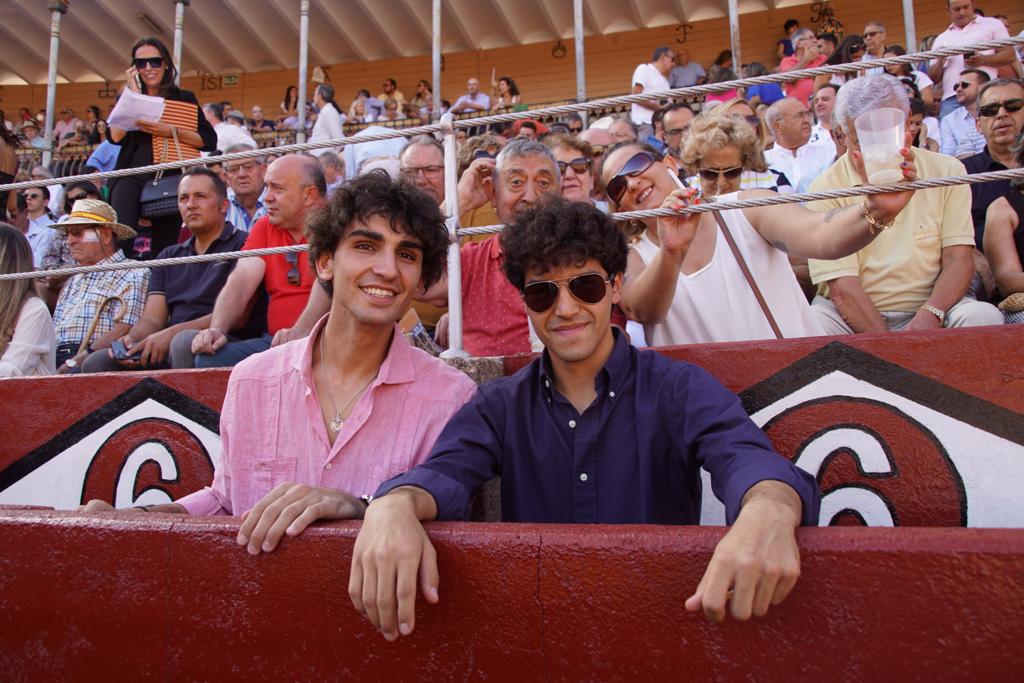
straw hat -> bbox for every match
[52,198,137,240]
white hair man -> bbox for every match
[763,97,835,193]
[807,75,1002,333]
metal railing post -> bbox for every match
[439,113,468,358]
[42,1,68,170]
[296,0,310,143]
[432,0,442,121]
[573,0,587,127]
[172,0,190,87]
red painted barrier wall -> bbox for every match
[0,509,1021,681]
[2,326,1023,526]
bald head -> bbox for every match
[264,154,327,231]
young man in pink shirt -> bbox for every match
[83,173,477,554]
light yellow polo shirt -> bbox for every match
[807,149,974,312]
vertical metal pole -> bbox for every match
[432,0,442,121]
[42,1,68,169]
[296,0,310,143]
[439,113,468,358]
[901,0,917,54]
[727,0,741,80]
[173,0,190,87]
[573,0,587,126]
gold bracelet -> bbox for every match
[860,203,895,235]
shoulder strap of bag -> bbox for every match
[712,209,784,339]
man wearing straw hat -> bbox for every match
[51,199,148,371]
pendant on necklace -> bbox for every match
[329,412,344,433]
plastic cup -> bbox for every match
[854,107,905,185]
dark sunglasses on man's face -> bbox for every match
[953,81,972,91]
[23,193,42,200]
[285,251,301,286]
[522,272,611,313]
[978,98,1024,118]
[606,151,658,205]
[568,126,583,134]
[557,157,591,175]
[133,57,164,70]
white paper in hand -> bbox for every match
[108,89,165,132]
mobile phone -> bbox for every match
[111,339,142,362]
[132,70,143,92]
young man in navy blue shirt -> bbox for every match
[349,197,821,639]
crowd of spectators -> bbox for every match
[1,2,1023,379]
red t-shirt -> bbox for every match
[780,54,827,106]
[242,216,312,334]
[460,236,530,357]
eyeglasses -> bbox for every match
[850,43,865,52]
[472,149,496,160]
[740,114,760,128]
[664,126,691,137]
[606,151,658,205]
[568,126,583,134]
[521,272,611,313]
[953,81,973,91]
[556,157,591,175]
[133,57,165,70]
[863,30,881,39]
[698,166,744,182]
[23,193,42,200]
[977,98,1024,118]
[400,164,443,179]
[285,251,301,286]
[225,160,261,174]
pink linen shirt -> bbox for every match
[177,316,477,516]
[931,17,1010,100]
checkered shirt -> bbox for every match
[53,251,149,347]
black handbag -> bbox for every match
[139,174,181,218]
[139,125,183,219]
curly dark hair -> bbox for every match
[305,171,450,296]
[501,197,627,292]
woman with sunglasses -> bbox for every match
[544,134,600,207]
[686,106,790,194]
[0,224,55,377]
[600,115,918,345]
[107,37,216,258]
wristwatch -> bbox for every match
[920,304,946,323]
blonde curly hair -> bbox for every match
[680,108,768,174]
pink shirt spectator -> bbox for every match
[460,235,531,357]
[780,54,827,106]
[706,89,740,104]
[177,316,477,516]
[931,17,1010,101]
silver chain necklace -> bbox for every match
[318,329,379,434]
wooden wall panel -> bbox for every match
[0,0,1020,126]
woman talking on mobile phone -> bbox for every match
[107,37,216,259]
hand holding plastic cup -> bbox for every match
[854,108,905,185]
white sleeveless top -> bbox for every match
[630,192,825,346]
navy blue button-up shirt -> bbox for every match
[378,331,820,526]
